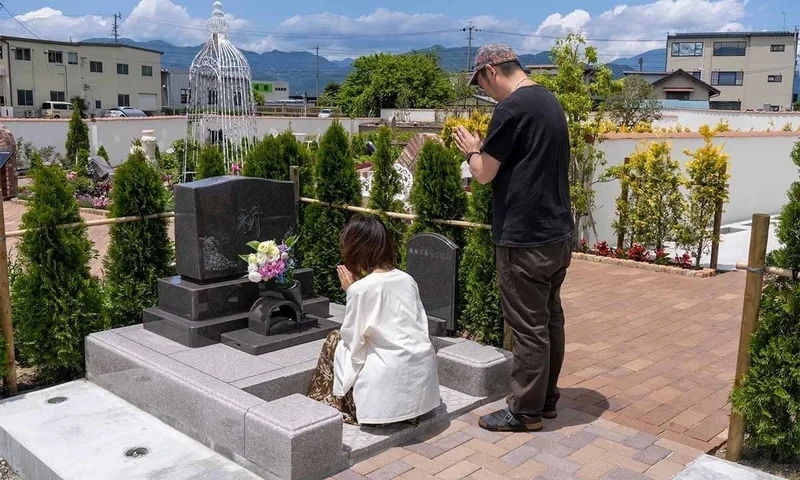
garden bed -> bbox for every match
[572,251,717,278]
[9,198,110,218]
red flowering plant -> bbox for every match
[653,248,671,266]
[593,241,613,257]
[627,243,648,262]
[674,252,693,269]
[579,239,589,253]
[614,247,628,259]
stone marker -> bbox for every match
[87,156,114,181]
[406,233,459,333]
[174,175,297,283]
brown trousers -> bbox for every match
[496,239,571,417]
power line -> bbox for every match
[462,21,481,72]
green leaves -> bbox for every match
[606,75,663,130]
[314,121,361,205]
[337,52,455,117]
[65,100,90,167]
[195,144,225,180]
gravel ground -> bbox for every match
[0,457,21,480]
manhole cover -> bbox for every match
[46,396,68,404]
[124,447,149,458]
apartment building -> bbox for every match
[666,31,798,111]
[252,81,290,103]
[0,36,163,117]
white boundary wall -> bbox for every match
[1,116,375,166]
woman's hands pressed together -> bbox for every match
[337,265,358,292]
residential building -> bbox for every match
[0,36,163,117]
[161,69,190,111]
[666,31,798,111]
[252,81,290,103]
[624,69,720,109]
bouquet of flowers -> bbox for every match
[239,235,299,287]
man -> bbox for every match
[453,44,574,432]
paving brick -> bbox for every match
[591,438,639,458]
[398,469,438,480]
[643,459,684,480]
[525,437,577,458]
[501,446,540,467]
[622,432,659,450]
[632,445,671,466]
[433,431,475,451]
[464,438,511,459]
[399,452,447,475]
[604,468,650,480]
[352,447,411,475]
[467,452,514,475]
[584,425,628,443]
[468,469,513,480]
[436,460,481,480]
[422,420,471,443]
[434,445,478,468]
[535,452,581,474]
[495,433,535,452]
[366,460,413,480]
[403,441,447,459]
[558,430,599,450]
[684,412,729,442]
[536,468,580,480]
[464,425,507,444]
[575,460,616,480]
[505,460,548,480]
[332,470,367,480]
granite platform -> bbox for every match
[84,304,513,479]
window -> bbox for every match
[711,71,743,86]
[771,44,786,52]
[767,105,780,112]
[671,42,703,57]
[233,91,242,106]
[0,47,3,60]
[768,74,783,82]
[50,91,66,102]
[692,71,702,79]
[713,41,746,56]
[68,52,78,64]
[117,94,130,106]
[180,89,189,104]
[14,48,31,61]
[47,50,63,63]
[90,61,103,73]
[710,100,742,110]
[117,63,129,75]
[17,89,33,106]
[0,96,5,106]
[141,65,153,77]
[666,91,691,101]
[95,100,101,109]
[208,90,217,105]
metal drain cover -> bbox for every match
[46,396,68,404]
[124,447,149,458]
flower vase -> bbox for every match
[280,280,304,314]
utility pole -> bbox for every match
[638,57,644,71]
[462,21,481,73]
[782,12,787,31]
[315,44,320,101]
[112,13,122,43]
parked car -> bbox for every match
[41,101,74,119]
[106,106,148,118]
[318,108,333,118]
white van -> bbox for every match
[41,101,74,119]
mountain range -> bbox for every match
[84,37,668,96]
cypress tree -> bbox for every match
[97,145,110,162]
[11,165,103,382]
[195,144,225,180]
[103,150,174,329]
[367,126,406,258]
[300,121,360,303]
[65,101,90,166]
[244,135,283,180]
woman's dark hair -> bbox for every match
[340,214,397,276]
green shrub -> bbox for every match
[65,102,90,166]
[677,126,730,267]
[195,144,225,180]
[406,140,467,245]
[731,140,800,461]
[11,165,103,382]
[76,148,90,176]
[97,145,110,162]
[276,130,314,196]
[243,134,283,180]
[300,121,360,304]
[102,150,174,329]
[367,126,406,257]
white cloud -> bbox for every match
[0,0,752,62]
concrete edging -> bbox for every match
[572,252,718,278]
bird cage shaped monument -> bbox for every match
[184,1,257,180]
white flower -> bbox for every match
[256,252,267,265]
[281,252,289,260]
[248,253,257,264]
[258,241,281,262]
[247,271,262,283]
[248,263,258,273]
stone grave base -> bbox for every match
[83,306,514,480]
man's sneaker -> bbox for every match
[478,409,543,432]
[543,409,558,419]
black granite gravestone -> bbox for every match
[88,156,114,181]
[174,176,297,283]
[406,233,459,333]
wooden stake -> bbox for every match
[0,198,18,395]
[289,166,300,226]
[726,213,770,462]
[616,157,630,251]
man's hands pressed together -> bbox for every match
[452,126,501,185]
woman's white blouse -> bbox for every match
[333,269,441,424]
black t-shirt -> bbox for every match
[480,84,575,247]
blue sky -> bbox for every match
[0,0,796,60]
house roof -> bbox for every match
[649,69,721,97]
[668,31,797,39]
[0,35,163,55]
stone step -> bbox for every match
[0,380,261,480]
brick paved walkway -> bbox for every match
[3,201,747,479]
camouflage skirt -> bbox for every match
[307,330,358,425]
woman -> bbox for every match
[307,214,441,425]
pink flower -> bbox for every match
[231,163,241,174]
